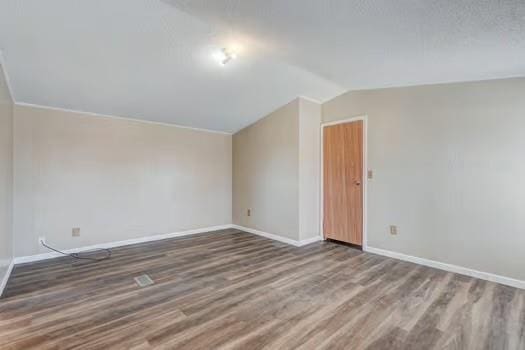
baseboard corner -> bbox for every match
[298,236,323,246]
[0,259,15,297]
[231,225,313,247]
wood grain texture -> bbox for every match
[1,229,524,349]
[323,120,363,245]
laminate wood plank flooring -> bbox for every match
[1,229,524,349]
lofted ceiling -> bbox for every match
[1,0,524,133]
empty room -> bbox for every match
[1,1,524,349]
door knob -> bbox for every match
[355,181,361,186]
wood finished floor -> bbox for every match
[1,229,524,350]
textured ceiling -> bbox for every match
[1,0,524,132]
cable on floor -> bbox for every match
[41,241,112,261]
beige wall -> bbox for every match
[233,99,300,240]
[323,77,525,281]
[0,63,13,285]
[232,98,322,242]
[13,105,232,257]
[5,68,523,285]
[298,98,321,240]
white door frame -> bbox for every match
[320,115,368,250]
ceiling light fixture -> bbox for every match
[213,48,237,66]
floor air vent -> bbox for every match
[134,274,154,287]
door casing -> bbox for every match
[320,115,368,249]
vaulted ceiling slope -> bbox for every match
[1,0,524,133]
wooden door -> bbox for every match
[323,120,363,245]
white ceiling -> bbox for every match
[1,0,524,133]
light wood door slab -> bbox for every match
[323,120,363,245]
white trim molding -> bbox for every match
[14,225,323,265]
[320,115,368,249]
[366,246,525,290]
[298,235,324,246]
[231,225,322,247]
[14,225,233,265]
[9,224,523,290]
[0,259,15,297]
[14,102,232,135]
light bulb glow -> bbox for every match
[213,48,238,65]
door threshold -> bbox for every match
[325,238,363,251]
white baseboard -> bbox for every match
[0,259,15,297]
[298,235,324,246]
[15,225,520,291]
[231,225,322,247]
[365,246,525,290]
[13,224,322,265]
[13,225,233,265]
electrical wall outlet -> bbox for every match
[390,225,398,235]
[38,236,46,245]
[247,209,251,217]
[367,170,373,179]
[72,228,80,237]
